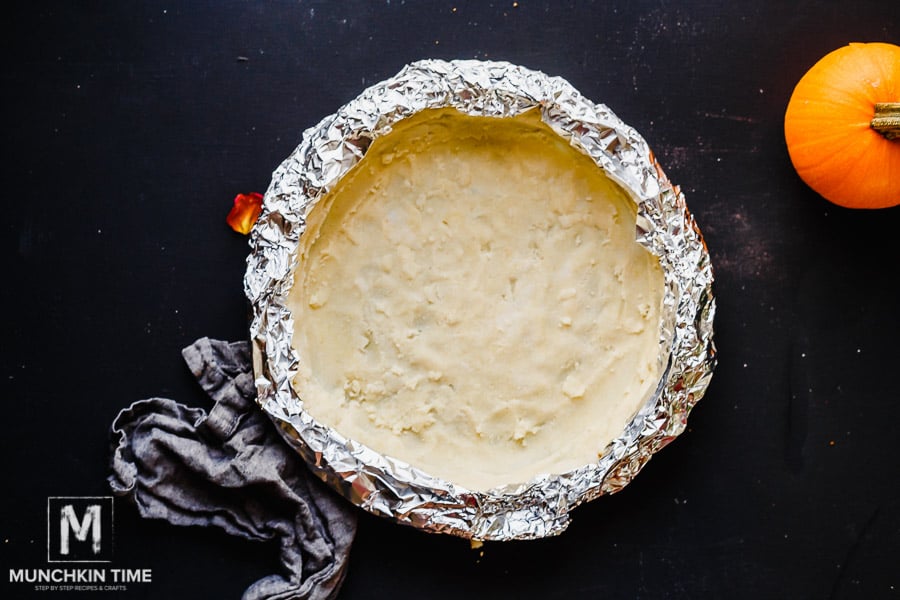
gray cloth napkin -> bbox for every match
[109,337,357,600]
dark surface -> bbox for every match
[3,2,899,599]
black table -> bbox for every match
[4,2,899,598]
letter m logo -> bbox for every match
[47,497,113,563]
[61,504,101,555]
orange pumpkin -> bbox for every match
[784,42,900,209]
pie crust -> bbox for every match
[287,108,664,491]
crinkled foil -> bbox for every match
[245,59,716,541]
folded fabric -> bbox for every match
[109,338,357,600]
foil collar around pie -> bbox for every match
[244,59,717,541]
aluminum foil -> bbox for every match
[245,59,716,541]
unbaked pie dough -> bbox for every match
[287,108,665,491]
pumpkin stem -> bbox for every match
[871,102,900,140]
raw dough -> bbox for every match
[287,108,664,491]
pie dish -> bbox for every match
[246,59,716,540]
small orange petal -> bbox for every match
[226,192,264,234]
